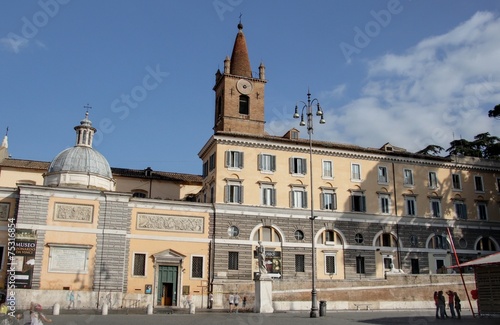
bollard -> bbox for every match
[102,302,108,315]
[189,302,195,314]
[319,301,326,316]
[147,304,153,315]
[52,303,60,316]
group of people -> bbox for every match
[434,290,461,319]
[0,302,52,325]
[228,293,246,313]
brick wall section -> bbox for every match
[93,194,131,292]
[16,191,50,289]
[17,192,49,225]
[30,230,45,289]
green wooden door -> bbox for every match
[158,266,178,306]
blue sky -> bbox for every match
[1,0,499,175]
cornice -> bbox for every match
[211,134,499,172]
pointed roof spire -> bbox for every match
[230,21,252,78]
[1,127,8,149]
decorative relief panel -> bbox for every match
[137,213,204,233]
[0,203,10,220]
[54,203,94,223]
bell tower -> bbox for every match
[213,23,267,136]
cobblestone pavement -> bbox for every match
[35,309,499,325]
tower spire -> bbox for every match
[1,127,8,149]
[230,21,252,78]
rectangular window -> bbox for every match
[225,151,244,169]
[209,153,216,171]
[325,230,335,242]
[228,252,239,270]
[477,202,488,220]
[454,201,467,220]
[191,256,203,278]
[322,160,333,178]
[382,233,392,247]
[351,163,361,181]
[383,256,393,269]
[261,185,276,206]
[378,166,388,184]
[258,154,276,172]
[403,169,414,186]
[428,172,437,189]
[351,192,366,212]
[225,181,243,203]
[411,259,420,274]
[325,254,336,274]
[452,174,462,190]
[320,191,337,210]
[202,161,208,178]
[431,199,442,218]
[379,194,390,214]
[291,187,307,208]
[356,256,365,274]
[474,176,484,192]
[405,196,417,216]
[133,253,146,276]
[295,255,305,272]
[290,157,307,175]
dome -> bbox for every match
[43,111,115,191]
[48,146,112,178]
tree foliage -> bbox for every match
[416,145,445,156]
[417,133,499,160]
[488,104,500,119]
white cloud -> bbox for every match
[320,84,347,100]
[0,36,29,53]
[317,11,500,153]
[35,40,47,50]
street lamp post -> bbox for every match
[293,90,325,318]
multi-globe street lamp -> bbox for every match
[293,90,325,318]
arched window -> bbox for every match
[253,226,281,242]
[429,234,449,249]
[476,237,497,251]
[217,95,223,117]
[376,233,398,247]
[318,230,343,245]
[252,226,282,276]
[132,190,148,198]
[239,95,249,115]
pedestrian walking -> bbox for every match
[30,303,52,325]
[234,293,241,313]
[433,291,439,319]
[437,291,446,319]
[208,292,214,309]
[228,293,234,313]
[454,292,461,319]
[446,290,456,318]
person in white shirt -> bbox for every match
[228,293,234,313]
[233,293,241,313]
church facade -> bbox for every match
[0,23,499,311]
